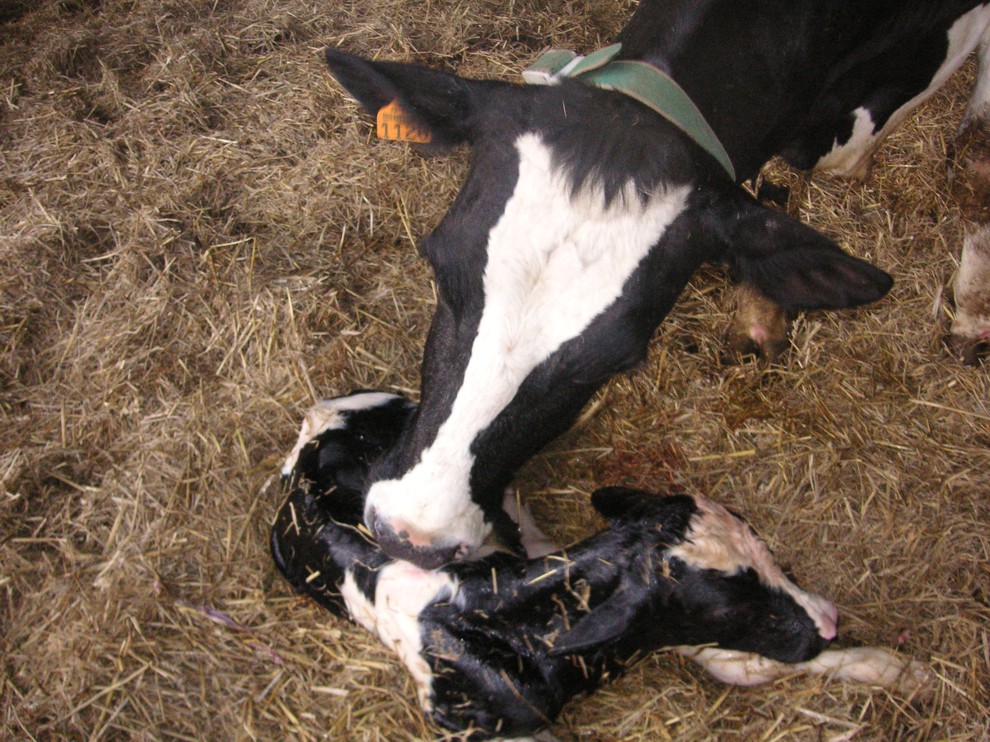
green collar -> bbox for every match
[522,43,736,181]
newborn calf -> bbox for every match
[272,392,929,739]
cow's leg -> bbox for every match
[725,284,791,362]
[471,489,559,559]
[948,32,990,364]
[501,489,559,559]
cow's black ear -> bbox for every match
[549,585,642,656]
[324,48,503,149]
[722,195,893,311]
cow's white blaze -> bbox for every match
[366,133,690,551]
[816,4,990,178]
[669,497,839,640]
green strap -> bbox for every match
[523,45,736,181]
[564,43,624,76]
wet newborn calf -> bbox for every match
[272,392,928,740]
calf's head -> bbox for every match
[324,49,893,567]
[553,487,839,664]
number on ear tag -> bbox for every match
[376,100,432,144]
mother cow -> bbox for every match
[323,0,990,567]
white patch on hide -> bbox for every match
[341,562,461,712]
[367,133,690,552]
[815,5,990,178]
[814,106,877,178]
[669,497,839,641]
[281,392,402,476]
[339,571,378,634]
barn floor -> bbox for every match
[1,1,988,739]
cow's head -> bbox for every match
[324,49,892,567]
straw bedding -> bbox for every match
[1,1,987,739]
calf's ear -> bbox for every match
[591,487,695,525]
[325,48,500,149]
[549,584,642,656]
[721,196,893,311]
[590,486,655,522]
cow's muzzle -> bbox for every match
[368,508,465,569]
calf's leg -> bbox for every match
[678,646,931,696]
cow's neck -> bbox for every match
[614,0,827,180]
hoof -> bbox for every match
[723,327,790,365]
[945,331,989,366]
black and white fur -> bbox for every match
[321,1,990,567]
[271,393,929,740]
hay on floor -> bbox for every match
[1,1,987,739]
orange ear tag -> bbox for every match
[376,100,432,144]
